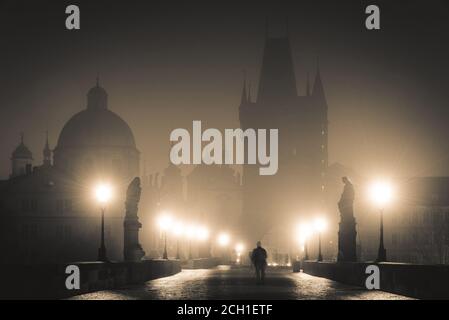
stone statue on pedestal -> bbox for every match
[337,176,357,262]
[124,177,145,261]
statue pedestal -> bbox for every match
[337,216,357,262]
[124,219,145,262]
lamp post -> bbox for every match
[217,232,230,262]
[218,232,230,247]
[195,225,210,258]
[94,183,113,262]
[369,180,393,262]
[304,239,309,261]
[235,243,244,265]
[378,208,386,262]
[157,214,173,260]
[298,223,312,261]
[173,222,185,260]
[185,225,196,260]
[314,217,327,262]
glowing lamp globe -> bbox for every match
[314,217,327,233]
[94,183,113,205]
[217,233,230,247]
[369,180,394,208]
[157,214,173,231]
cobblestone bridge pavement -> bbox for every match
[71,266,412,300]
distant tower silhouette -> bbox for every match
[239,22,328,245]
[312,60,329,200]
[43,131,52,167]
[10,133,33,178]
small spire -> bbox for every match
[247,82,252,103]
[43,130,52,166]
[313,57,326,100]
[240,70,247,105]
[20,132,24,144]
[44,130,50,150]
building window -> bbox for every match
[444,234,449,246]
[64,199,73,212]
[56,200,64,214]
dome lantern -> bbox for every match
[87,77,108,110]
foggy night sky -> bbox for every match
[0,0,448,180]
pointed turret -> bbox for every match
[11,133,33,178]
[313,59,326,102]
[43,131,52,167]
[247,82,252,103]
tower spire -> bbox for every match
[247,82,252,103]
[43,130,52,167]
[240,70,247,105]
[45,130,49,147]
[313,57,326,100]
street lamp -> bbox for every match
[369,180,394,262]
[157,213,173,259]
[196,226,210,241]
[314,217,327,262]
[186,224,195,260]
[298,223,313,261]
[217,232,230,247]
[235,243,244,265]
[195,225,210,258]
[94,183,113,262]
[173,222,185,260]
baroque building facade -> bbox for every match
[0,81,140,263]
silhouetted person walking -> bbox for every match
[251,241,267,284]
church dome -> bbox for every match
[55,82,136,150]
